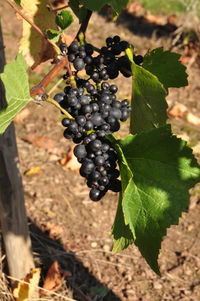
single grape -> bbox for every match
[73,58,85,71]
[74,144,87,159]
[54,93,65,103]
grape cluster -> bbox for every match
[74,136,121,201]
[55,82,131,144]
[66,35,143,81]
[54,36,135,201]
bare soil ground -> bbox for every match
[0,2,200,300]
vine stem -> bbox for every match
[75,10,93,40]
[5,0,59,52]
[46,98,74,119]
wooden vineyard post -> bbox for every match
[0,23,35,283]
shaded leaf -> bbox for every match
[47,29,61,43]
[0,54,31,134]
[55,10,74,30]
[113,125,200,273]
[143,47,188,90]
[80,0,128,13]
[126,48,168,134]
[69,0,88,22]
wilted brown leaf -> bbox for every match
[42,221,63,239]
[40,261,71,296]
[59,146,81,172]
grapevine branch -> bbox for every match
[30,56,69,97]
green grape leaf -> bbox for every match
[126,48,168,134]
[113,125,200,273]
[46,29,61,43]
[80,0,128,13]
[0,53,31,134]
[55,10,74,30]
[14,0,21,5]
[143,47,188,90]
[69,0,88,22]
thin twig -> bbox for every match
[46,98,74,119]
[75,10,93,40]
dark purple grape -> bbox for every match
[62,118,71,127]
[73,58,85,71]
[89,139,102,152]
[74,144,87,159]
[69,41,79,53]
[95,156,105,166]
[134,55,143,65]
[60,43,68,53]
[89,188,101,201]
[68,53,75,62]
[101,82,110,90]
[85,43,94,55]
[91,113,103,126]
[82,104,92,115]
[81,160,95,175]
[113,35,120,43]
[68,121,79,133]
[84,120,93,131]
[110,108,122,120]
[76,115,86,126]
[106,37,113,47]
[110,84,118,94]
[54,93,65,103]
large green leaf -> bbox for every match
[80,0,128,13]
[143,47,188,90]
[113,126,200,273]
[55,10,74,30]
[127,48,168,134]
[0,54,31,134]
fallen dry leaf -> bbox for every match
[14,108,30,123]
[168,103,200,126]
[168,103,187,119]
[32,137,56,150]
[24,166,42,176]
[13,268,40,301]
[40,261,71,296]
[59,146,81,172]
[42,221,63,239]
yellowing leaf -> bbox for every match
[19,0,58,68]
[24,166,42,176]
[13,268,41,301]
